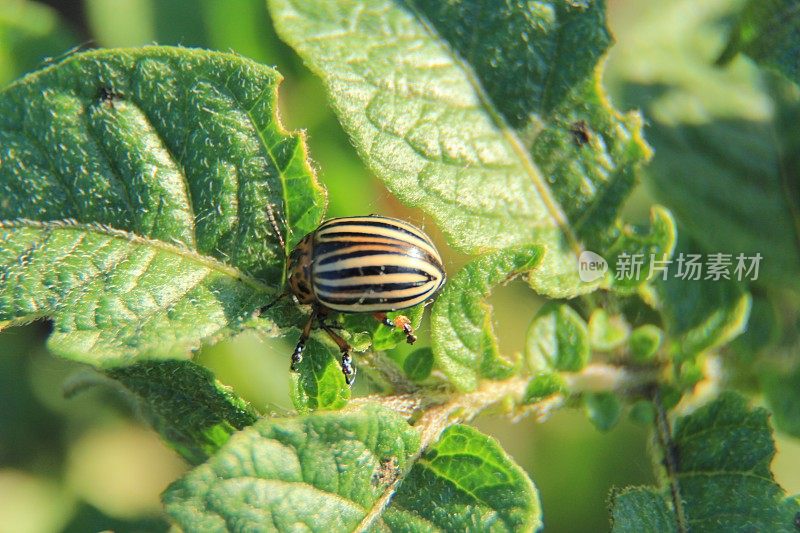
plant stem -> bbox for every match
[353,363,659,531]
[353,376,535,532]
[653,387,688,533]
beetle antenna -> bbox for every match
[258,291,289,315]
[265,202,287,255]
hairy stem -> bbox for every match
[353,363,658,531]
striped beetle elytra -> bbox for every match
[284,215,446,385]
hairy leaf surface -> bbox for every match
[431,245,542,391]
[164,406,542,532]
[610,393,800,532]
[107,360,259,465]
[269,0,656,297]
[384,424,542,532]
[163,404,420,531]
[0,47,326,363]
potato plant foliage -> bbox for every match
[1,0,799,531]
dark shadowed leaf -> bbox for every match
[719,0,800,85]
[107,360,259,465]
[610,393,800,532]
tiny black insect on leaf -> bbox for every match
[569,119,591,147]
[98,86,124,108]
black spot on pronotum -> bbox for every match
[569,119,591,147]
[98,86,124,108]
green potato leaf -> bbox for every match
[340,304,425,353]
[628,325,663,362]
[587,309,631,352]
[610,392,800,532]
[164,406,541,532]
[106,360,259,465]
[604,206,676,293]
[526,302,589,373]
[384,424,542,532]
[584,391,622,432]
[289,337,350,413]
[403,347,434,383]
[268,0,657,298]
[0,46,326,364]
[431,245,542,391]
[761,364,800,438]
[652,242,752,362]
[523,372,566,405]
[163,404,421,531]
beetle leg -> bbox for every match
[373,311,395,329]
[373,312,417,345]
[396,315,417,345]
[291,310,316,372]
[321,325,356,386]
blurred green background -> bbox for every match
[0,0,797,532]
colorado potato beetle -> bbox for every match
[283,215,446,384]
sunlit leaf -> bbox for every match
[163,404,420,531]
[289,337,350,413]
[384,424,542,532]
[431,246,542,391]
[0,47,326,364]
[269,0,656,298]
